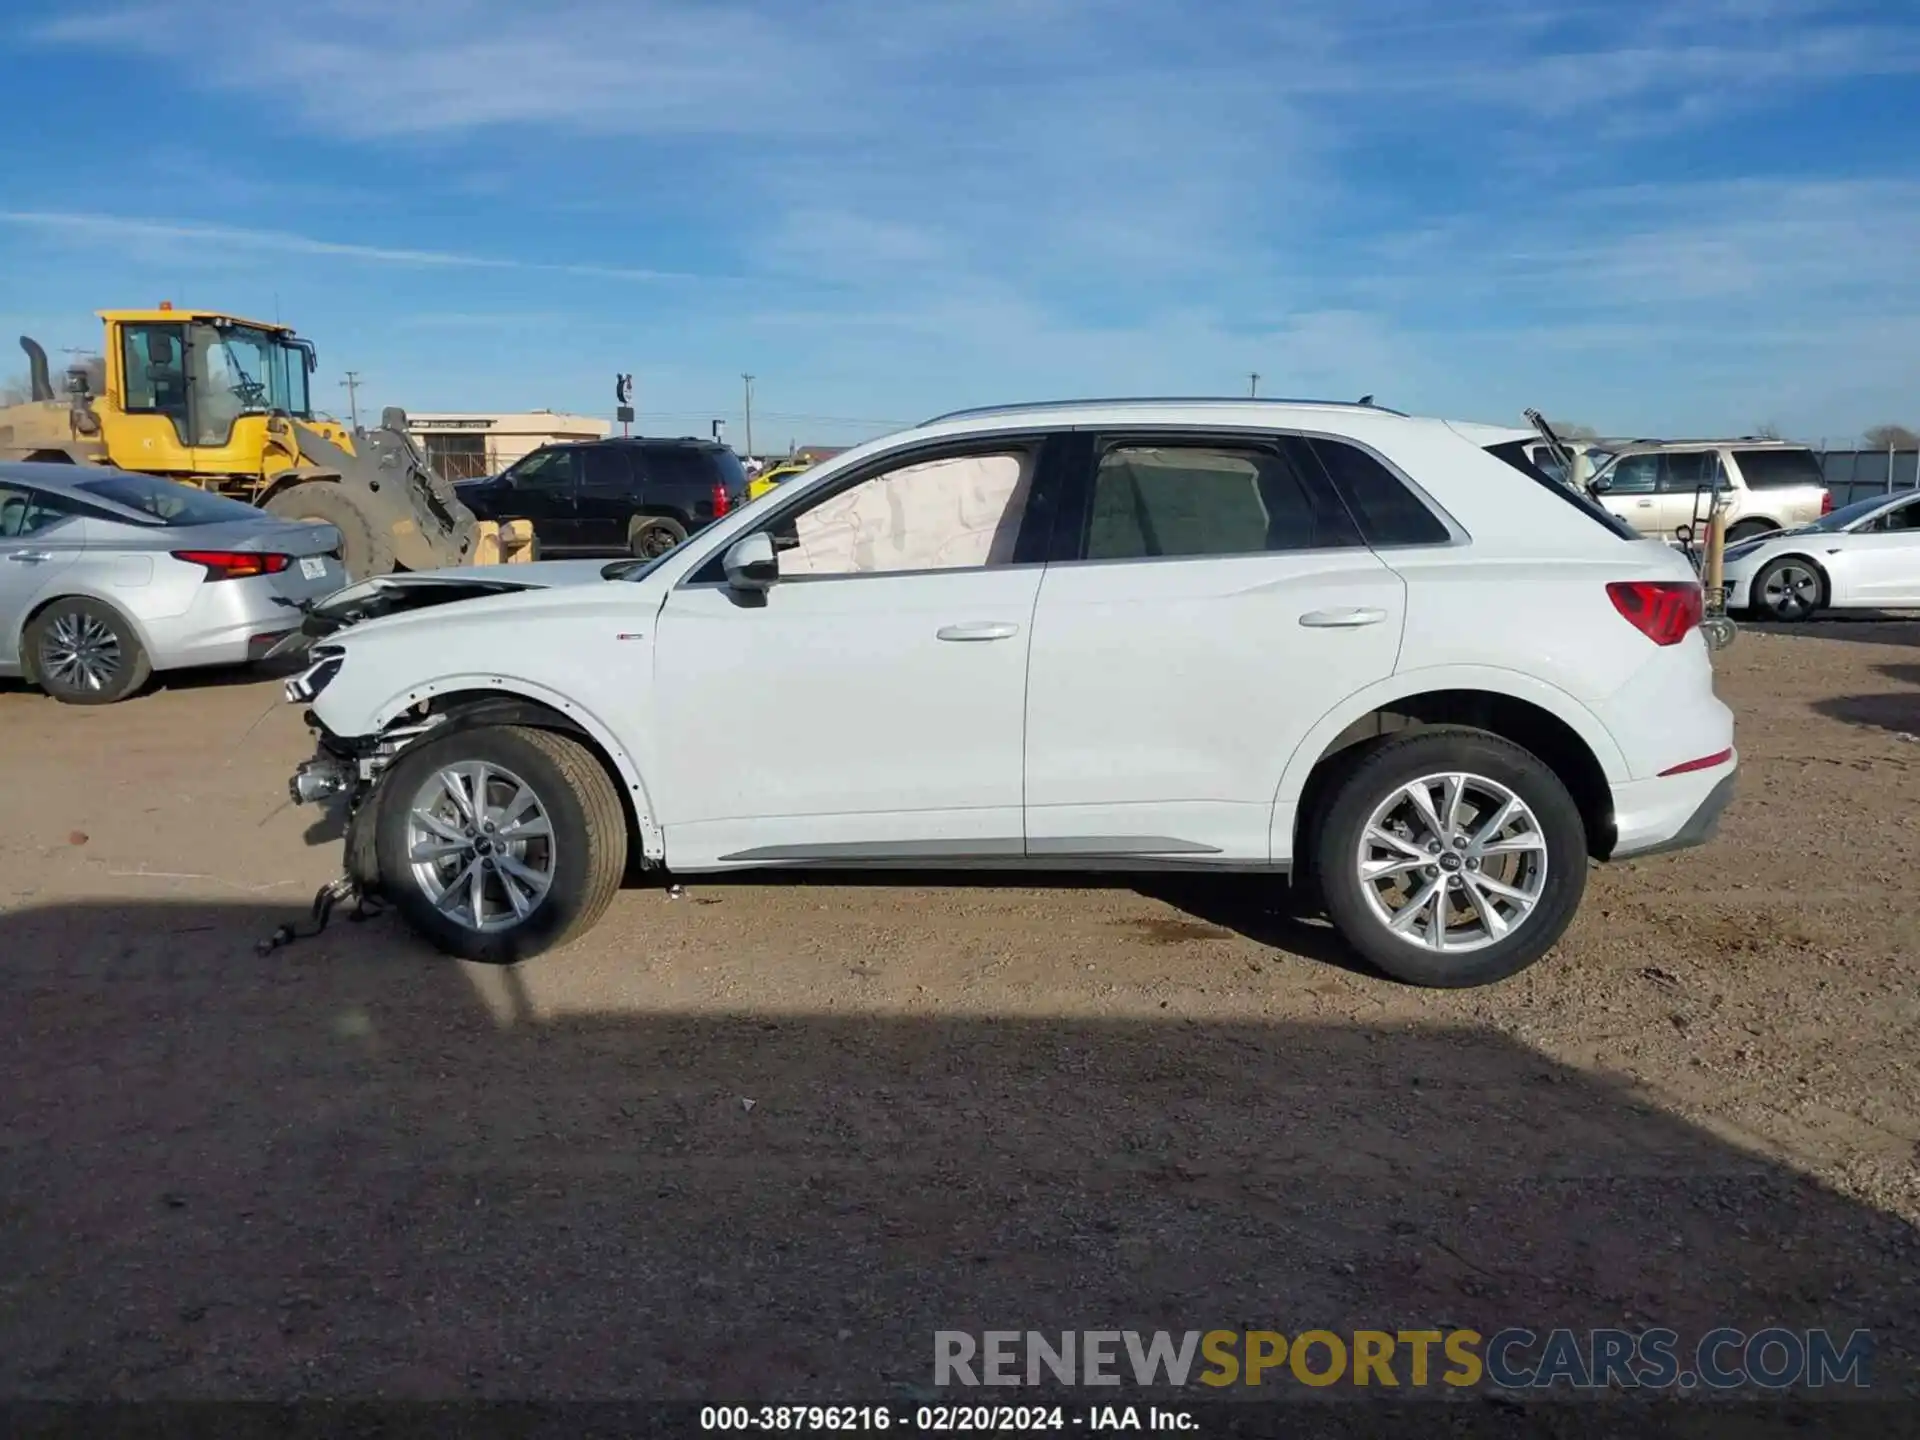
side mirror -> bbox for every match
[723,531,779,591]
[1588,474,1611,494]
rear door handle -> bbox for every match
[936,621,1020,642]
[4,551,53,564]
[1636,499,1654,508]
[1298,607,1387,629]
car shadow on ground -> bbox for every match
[1811,662,1920,737]
[1,897,1914,1409]
[649,868,1375,978]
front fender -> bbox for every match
[367,673,664,861]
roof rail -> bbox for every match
[917,395,1409,426]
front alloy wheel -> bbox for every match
[374,724,629,963]
[1753,558,1822,622]
[406,760,558,932]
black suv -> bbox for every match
[456,438,750,558]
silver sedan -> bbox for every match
[1,461,346,704]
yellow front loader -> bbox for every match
[0,306,531,578]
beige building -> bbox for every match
[407,410,611,481]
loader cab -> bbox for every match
[102,308,319,476]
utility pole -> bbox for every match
[741,374,756,461]
[340,371,363,433]
[1248,372,1261,398]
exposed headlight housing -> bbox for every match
[285,645,345,704]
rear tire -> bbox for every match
[25,597,151,705]
[265,483,394,581]
[1314,727,1588,988]
[374,725,628,964]
[1725,519,1775,544]
[1750,556,1824,622]
[629,515,687,559]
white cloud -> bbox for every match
[0,210,719,283]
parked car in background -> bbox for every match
[456,438,750,559]
[1723,487,1920,621]
[1,462,344,704]
[1588,439,1832,544]
[746,460,812,502]
[285,397,1735,990]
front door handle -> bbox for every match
[1636,499,1655,507]
[1298,607,1387,629]
[936,621,1020,642]
[4,551,53,564]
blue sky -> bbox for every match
[2,0,1918,448]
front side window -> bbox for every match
[776,450,1033,577]
[0,485,77,538]
[1084,443,1352,560]
[1601,455,1659,494]
[510,449,576,491]
[1872,496,1920,533]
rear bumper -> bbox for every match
[1609,765,1737,860]
[142,572,338,672]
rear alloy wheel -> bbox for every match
[374,725,627,963]
[1752,556,1824,622]
[1315,728,1587,988]
[26,598,152,705]
[629,516,688,560]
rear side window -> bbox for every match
[1732,448,1824,489]
[1484,441,1638,540]
[1308,438,1450,546]
[1083,443,1360,560]
[73,472,265,526]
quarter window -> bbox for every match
[1309,438,1450,546]
[777,450,1033,577]
[1083,443,1353,560]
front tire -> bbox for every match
[1314,728,1588,988]
[374,725,628,963]
[25,597,152,705]
[1751,556,1824,622]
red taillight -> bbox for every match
[713,481,731,517]
[1820,490,1834,516]
[1606,580,1702,646]
[173,549,291,581]
[1660,748,1733,777]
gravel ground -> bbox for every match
[1,619,1917,1402]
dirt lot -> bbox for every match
[2,621,1918,1402]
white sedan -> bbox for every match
[1723,489,1920,621]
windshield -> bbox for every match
[76,472,271,527]
[1809,493,1899,532]
[188,322,313,428]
